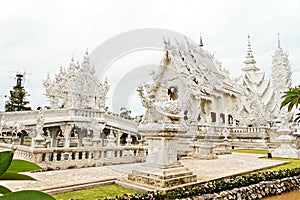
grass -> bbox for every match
[258,157,300,172]
[231,149,300,171]
[0,159,42,180]
[53,184,137,200]
[231,149,269,155]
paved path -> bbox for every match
[0,153,287,193]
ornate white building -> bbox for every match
[0,34,299,168]
[43,49,109,111]
[138,35,293,129]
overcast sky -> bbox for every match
[0,0,300,112]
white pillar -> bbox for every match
[62,125,72,148]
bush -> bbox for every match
[105,167,300,200]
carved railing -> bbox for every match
[231,127,268,134]
[195,124,268,135]
[0,143,147,170]
[0,109,139,134]
[102,113,138,133]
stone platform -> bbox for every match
[130,126,198,191]
[128,163,197,191]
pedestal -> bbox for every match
[192,141,218,160]
[128,125,197,191]
[33,134,45,148]
[272,129,299,159]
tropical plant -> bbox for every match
[281,86,300,123]
[0,150,54,199]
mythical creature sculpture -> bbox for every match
[137,84,181,125]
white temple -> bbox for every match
[0,34,299,170]
[43,49,109,111]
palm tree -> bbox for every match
[281,86,300,122]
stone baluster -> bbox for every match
[68,152,72,161]
[45,153,50,162]
[88,152,93,159]
[75,152,79,160]
[34,153,43,163]
[53,152,57,161]
[96,150,99,159]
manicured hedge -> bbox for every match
[105,167,300,200]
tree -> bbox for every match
[281,86,300,123]
[5,74,31,112]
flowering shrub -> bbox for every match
[105,167,300,200]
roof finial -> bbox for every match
[277,33,281,49]
[242,34,259,72]
[199,33,204,47]
[247,34,251,46]
[163,36,170,50]
[246,34,253,57]
[71,55,74,62]
[85,48,89,55]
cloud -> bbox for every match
[0,0,299,111]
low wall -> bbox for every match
[0,143,146,170]
[195,175,300,200]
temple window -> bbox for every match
[197,114,201,122]
[168,86,178,100]
[184,110,188,120]
[211,112,216,122]
[228,115,233,124]
[220,113,225,123]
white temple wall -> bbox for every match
[187,95,200,123]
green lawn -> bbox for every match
[258,157,300,172]
[0,159,42,180]
[231,149,269,155]
[53,184,137,200]
[231,149,300,171]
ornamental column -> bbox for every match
[62,124,72,148]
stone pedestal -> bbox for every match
[273,129,299,159]
[194,141,218,160]
[92,134,101,146]
[33,134,45,148]
[145,132,178,167]
[128,125,197,191]
[128,164,196,191]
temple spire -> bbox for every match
[277,33,282,50]
[199,33,203,47]
[271,33,292,92]
[83,48,90,66]
[242,35,259,72]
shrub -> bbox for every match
[105,167,300,200]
